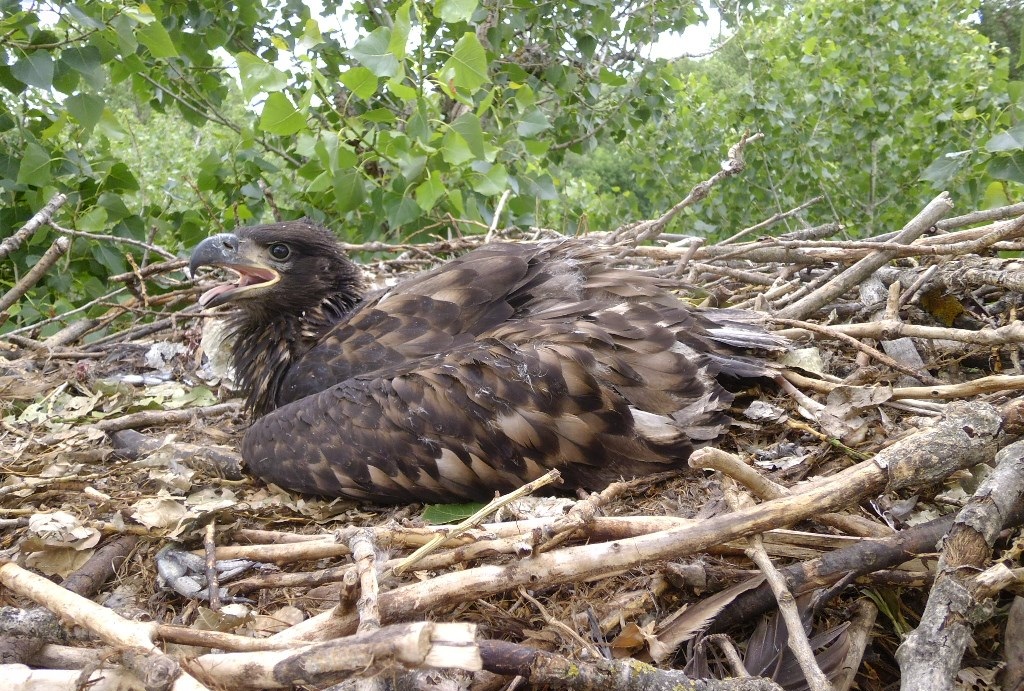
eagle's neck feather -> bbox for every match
[228,290,359,417]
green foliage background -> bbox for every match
[1,0,1022,335]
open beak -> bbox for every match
[189,233,280,308]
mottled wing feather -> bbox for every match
[277,250,538,405]
[244,325,725,502]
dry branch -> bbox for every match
[897,439,1024,691]
[719,196,825,245]
[187,622,480,688]
[777,192,953,319]
[350,529,381,634]
[0,561,209,691]
[33,402,242,448]
[705,512,959,635]
[0,236,70,315]
[394,468,561,573]
[0,193,66,260]
[689,448,891,537]
[832,599,880,691]
[723,483,829,691]
[479,639,784,691]
[743,534,830,691]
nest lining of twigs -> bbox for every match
[2,171,1024,691]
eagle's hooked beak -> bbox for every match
[190,233,280,308]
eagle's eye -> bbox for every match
[269,243,290,260]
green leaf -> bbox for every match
[52,59,80,95]
[333,168,366,212]
[16,143,51,186]
[387,77,417,101]
[406,106,430,143]
[60,46,105,89]
[920,150,968,185]
[447,188,464,216]
[136,20,178,58]
[386,196,420,227]
[398,152,427,180]
[91,242,125,274]
[29,30,59,47]
[340,66,378,100]
[981,181,1009,209]
[471,163,508,195]
[598,67,627,86]
[0,64,27,95]
[525,171,557,200]
[985,124,1024,153]
[988,152,1024,184]
[476,85,497,115]
[102,163,140,192]
[389,2,411,60]
[415,170,445,211]
[109,15,138,53]
[95,109,127,140]
[576,33,597,60]
[350,27,400,78]
[258,92,307,135]
[78,206,108,233]
[422,503,486,524]
[40,111,68,139]
[307,170,331,193]
[513,84,536,109]
[11,51,54,89]
[298,18,324,52]
[439,33,488,94]
[236,52,288,100]
[66,93,105,131]
[64,4,105,30]
[363,108,396,123]
[1020,25,1024,68]
[98,192,133,219]
[434,0,478,23]
[441,129,474,164]
[524,138,551,156]
[450,112,485,158]
[516,108,550,137]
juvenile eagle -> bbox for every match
[189,221,785,503]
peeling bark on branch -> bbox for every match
[897,439,1024,691]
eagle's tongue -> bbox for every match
[199,284,235,307]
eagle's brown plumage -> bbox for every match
[190,220,786,503]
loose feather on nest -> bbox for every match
[190,220,787,503]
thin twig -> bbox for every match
[48,222,178,261]
[0,193,67,260]
[0,236,70,313]
[607,132,764,247]
[718,195,824,245]
[771,317,942,385]
[722,482,830,691]
[485,189,512,242]
[394,469,562,574]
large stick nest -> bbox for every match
[2,183,1024,691]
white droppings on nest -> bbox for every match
[144,342,187,371]
[494,495,577,521]
[198,317,236,388]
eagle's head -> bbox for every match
[189,220,363,318]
